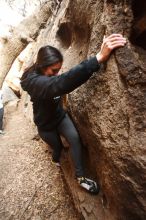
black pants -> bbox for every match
[0,107,4,130]
[38,113,84,177]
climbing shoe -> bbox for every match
[51,158,61,167]
[77,177,100,195]
[0,130,5,135]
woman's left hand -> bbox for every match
[96,34,127,63]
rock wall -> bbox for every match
[21,0,146,219]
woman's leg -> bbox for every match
[38,128,63,162]
[0,107,4,130]
[38,117,99,194]
[57,113,84,177]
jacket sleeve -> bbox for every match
[22,56,100,100]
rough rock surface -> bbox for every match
[19,0,146,219]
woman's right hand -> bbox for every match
[96,34,127,63]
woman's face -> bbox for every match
[42,62,62,76]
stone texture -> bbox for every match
[0,105,78,220]
[20,0,146,219]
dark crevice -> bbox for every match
[130,0,146,50]
[56,23,72,49]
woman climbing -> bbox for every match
[21,34,126,194]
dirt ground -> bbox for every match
[0,103,79,220]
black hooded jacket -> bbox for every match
[21,56,100,131]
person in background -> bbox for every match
[21,34,126,194]
[0,89,4,135]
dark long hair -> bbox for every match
[21,45,63,80]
